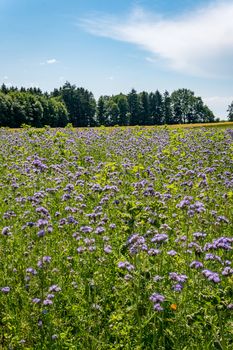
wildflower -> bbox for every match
[149,293,165,303]
[193,232,206,240]
[167,250,177,256]
[1,286,10,294]
[80,226,93,233]
[104,245,112,254]
[124,274,133,281]
[1,227,11,236]
[88,246,96,252]
[151,233,168,243]
[153,303,164,311]
[202,269,221,283]
[95,226,105,234]
[32,298,41,304]
[26,267,37,275]
[49,285,61,292]
[37,256,51,268]
[77,246,85,253]
[43,299,53,305]
[222,267,233,276]
[36,206,49,216]
[117,261,135,272]
[153,275,163,282]
[169,272,188,283]
[109,223,116,229]
[47,294,55,299]
[37,229,45,237]
[148,248,160,256]
[172,284,183,292]
[170,303,177,311]
[190,261,204,269]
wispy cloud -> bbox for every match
[46,58,58,64]
[40,58,58,65]
[80,1,233,77]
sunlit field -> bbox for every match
[0,125,232,349]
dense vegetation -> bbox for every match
[1,82,228,128]
[0,126,232,349]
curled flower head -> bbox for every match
[49,285,61,292]
[190,261,204,269]
[32,298,41,304]
[149,293,165,303]
[202,269,221,283]
[1,286,10,294]
[153,303,164,311]
[1,227,11,236]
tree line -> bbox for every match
[0,82,231,128]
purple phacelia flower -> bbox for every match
[222,267,233,276]
[205,253,222,263]
[202,269,221,283]
[167,250,177,256]
[37,229,45,237]
[124,274,133,281]
[49,285,61,292]
[88,246,96,252]
[153,303,164,311]
[32,298,41,304]
[1,227,11,236]
[104,245,112,254]
[193,232,206,240]
[47,294,55,299]
[118,261,135,271]
[217,216,229,224]
[37,256,51,268]
[148,248,160,256]
[80,226,93,233]
[172,283,183,292]
[1,286,10,294]
[36,206,49,216]
[77,246,85,253]
[169,272,188,283]
[109,223,116,229]
[95,226,105,234]
[149,293,165,303]
[151,233,168,243]
[153,275,163,282]
[190,261,204,269]
[26,267,37,275]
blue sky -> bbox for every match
[1,0,233,118]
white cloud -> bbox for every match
[46,58,58,64]
[80,1,233,77]
[40,58,58,65]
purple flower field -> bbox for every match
[0,126,232,349]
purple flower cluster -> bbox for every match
[202,269,221,283]
[149,293,165,311]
